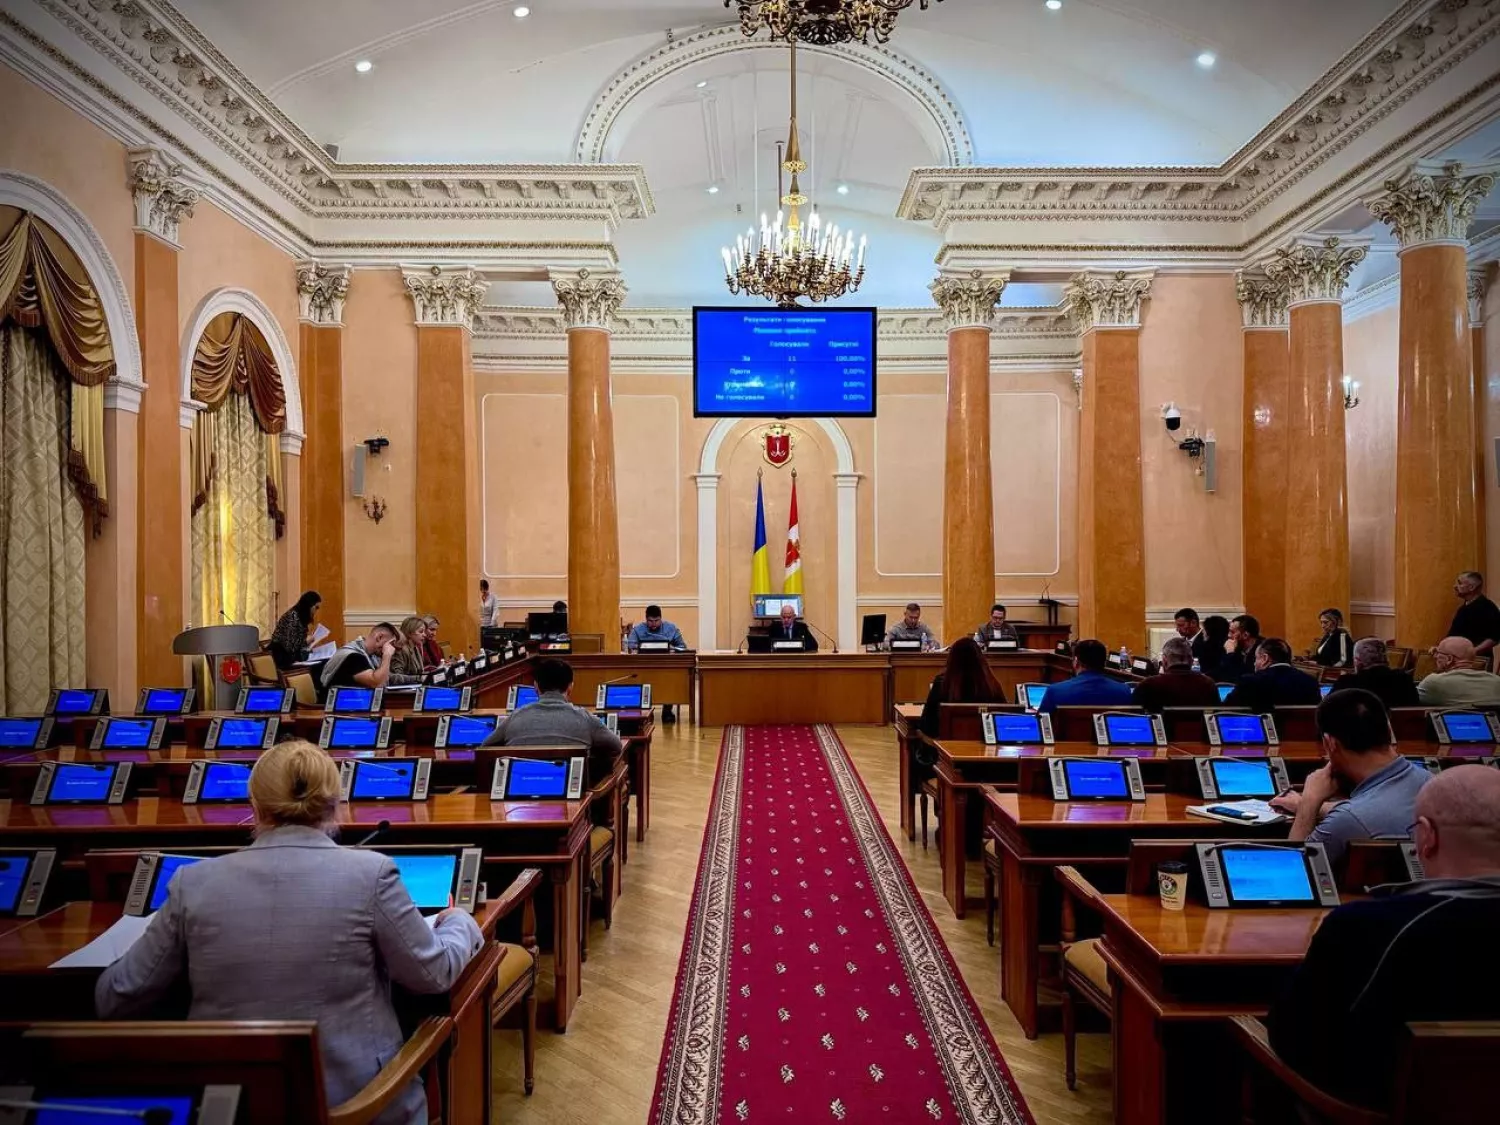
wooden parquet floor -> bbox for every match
[491,722,1114,1124]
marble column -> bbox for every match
[1237,271,1292,639]
[1264,235,1369,654]
[1065,270,1153,651]
[554,269,627,653]
[1367,162,1496,647]
[295,261,351,637]
[929,271,1006,642]
[1472,267,1491,570]
[404,267,487,651]
[127,148,197,685]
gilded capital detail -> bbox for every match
[929,270,1009,331]
[1063,270,1153,330]
[1235,270,1289,329]
[1471,268,1491,328]
[295,261,352,326]
[126,146,198,246]
[1262,235,1370,306]
[1365,160,1499,249]
[402,267,489,330]
[552,269,627,331]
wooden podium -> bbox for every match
[173,624,262,710]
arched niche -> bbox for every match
[180,287,303,439]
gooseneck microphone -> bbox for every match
[802,619,840,654]
[600,673,638,686]
[352,818,391,847]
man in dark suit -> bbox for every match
[1224,637,1320,711]
[1132,636,1220,711]
[1218,613,1264,681]
[1267,765,1500,1112]
[1328,636,1419,709]
[768,604,818,652]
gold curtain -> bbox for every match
[0,325,88,714]
[191,392,274,635]
[190,312,286,433]
[0,209,111,532]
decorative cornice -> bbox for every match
[1063,270,1154,330]
[1366,159,1499,249]
[1234,270,1290,329]
[928,270,1009,331]
[295,260,351,326]
[552,269,627,331]
[179,399,206,429]
[278,431,304,456]
[402,266,488,330]
[1471,267,1490,327]
[102,380,142,413]
[125,145,197,245]
[1262,234,1371,306]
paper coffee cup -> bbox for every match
[1157,861,1188,911]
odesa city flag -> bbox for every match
[783,475,803,596]
[750,475,772,600]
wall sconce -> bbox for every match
[363,496,387,525]
[1342,375,1361,410]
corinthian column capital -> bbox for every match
[1235,270,1289,329]
[296,260,352,326]
[402,266,488,329]
[1365,160,1499,250]
[1470,267,1490,328]
[551,268,627,330]
[1064,269,1154,330]
[1262,235,1371,306]
[929,270,1009,331]
[126,146,198,246]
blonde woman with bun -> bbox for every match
[96,740,483,1125]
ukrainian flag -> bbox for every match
[750,475,771,600]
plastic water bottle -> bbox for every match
[1119,645,1129,669]
[1191,657,1201,673]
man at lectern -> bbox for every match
[769,604,818,652]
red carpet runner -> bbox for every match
[651,725,1035,1125]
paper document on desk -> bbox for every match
[1187,799,1286,826]
[49,913,155,968]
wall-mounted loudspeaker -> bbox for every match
[1203,438,1218,494]
[351,445,366,498]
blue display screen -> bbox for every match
[512,685,539,709]
[991,713,1043,744]
[1209,759,1277,797]
[507,758,569,799]
[242,687,288,713]
[390,853,457,910]
[53,689,98,714]
[0,854,30,911]
[603,684,644,709]
[32,1095,195,1125]
[148,854,203,911]
[444,715,498,747]
[1439,712,1494,742]
[350,759,416,799]
[693,307,876,417]
[1215,714,1269,744]
[101,719,155,749]
[1102,714,1157,745]
[422,686,465,711]
[1023,684,1048,710]
[48,763,116,802]
[142,688,188,713]
[329,718,381,749]
[1063,760,1129,799]
[330,687,375,712]
[198,762,251,801]
[0,717,43,748]
[1216,684,1235,702]
[216,718,268,748]
[1319,683,1332,698]
[1221,848,1315,903]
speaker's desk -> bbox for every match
[697,653,888,725]
[0,793,591,1031]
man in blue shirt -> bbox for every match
[1037,639,1135,714]
[626,604,687,721]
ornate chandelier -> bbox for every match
[725,0,943,45]
[721,41,866,308]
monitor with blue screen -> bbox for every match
[341,757,431,802]
[693,307,877,418]
[94,717,162,751]
[982,711,1052,746]
[490,756,586,801]
[206,716,276,751]
[237,686,293,714]
[1433,710,1500,744]
[436,714,499,749]
[31,761,129,805]
[1216,683,1235,702]
[415,685,471,713]
[48,687,106,716]
[1094,712,1165,747]
[319,716,391,751]
[391,852,456,909]
[1047,755,1146,799]
[1319,683,1332,698]
[0,854,28,912]
[137,687,193,715]
[507,684,540,710]
[0,716,49,751]
[124,851,208,915]
[1016,683,1048,710]
[148,854,203,911]
[0,848,55,917]
[1196,842,1340,908]
[326,686,379,713]
[29,1094,199,1125]
[1206,712,1278,748]
[1200,757,1288,799]
[184,760,252,804]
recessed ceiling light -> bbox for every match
[513,5,530,17]
[707,185,720,194]
[836,183,850,195]
[1045,0,1062,9]
[354,60,372,73]
[696,80,708,88]
[1196,51,1216,68]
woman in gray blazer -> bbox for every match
[96,740,484,1125]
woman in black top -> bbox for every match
[1199,614,1230,677]
[269,590,321,670]
[920,637,1007,738]
[1313,608,1354,667]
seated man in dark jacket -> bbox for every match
[1224,637,1321,712]
[1267,765,1500,1111]
[1328,636,1419,709]
[1131,636,1220,712]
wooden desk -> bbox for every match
[888,651,1060,708]
[697,654,888,725]
[563,653,696,713]
[983,790,1288,1038]
[892,703,924,841]
[0,794,591,1031]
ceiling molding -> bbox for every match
[1342,271,1402,322]
[574,23,972,167]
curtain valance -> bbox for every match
[191,312,286,435]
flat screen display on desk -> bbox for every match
[32,761,130,804]
[693,307,876,417]
[1062,759,1131,799]
[1203,757,1285,799]
[507,684,540,711]
[1432,710,1500,744]
[124,852,206,915]
[1207,712,1277,748]
[206,716,277,751]
[1094,712,1165,747]
[341,757,431,801]
[491,756,586,801]
[184,760,252,804]
[982,711,1052,746]
[23,1093,204,1125]
[598,683,649,710]
[48,687,106,716]
[326,686,381,713]
[237,685,293,714]
[379,848,481,913]
[1016,683,1048,711]
[92,717,166,751]
[436,714,499,749]
[414,685,472,713]
[1216,683,1235,702]
[1195,842,1340,908]
[0,716,50,750]
[0,848,55,917]
[320,716,391,751]
[138,687,193,715]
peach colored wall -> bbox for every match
[342,269,419,622]
[1137,273,1244,613]
[1483,269,1500,586]
[1344,303,1398,625]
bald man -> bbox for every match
[1268,766,1500,1111]
[1416,636,1500,706]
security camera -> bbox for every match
[1162,404,1182,432]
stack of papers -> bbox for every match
[307,624,336,663]
[1186,799,1287,826]
[49,914,155,968]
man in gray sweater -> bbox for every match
[484,658,624,785]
